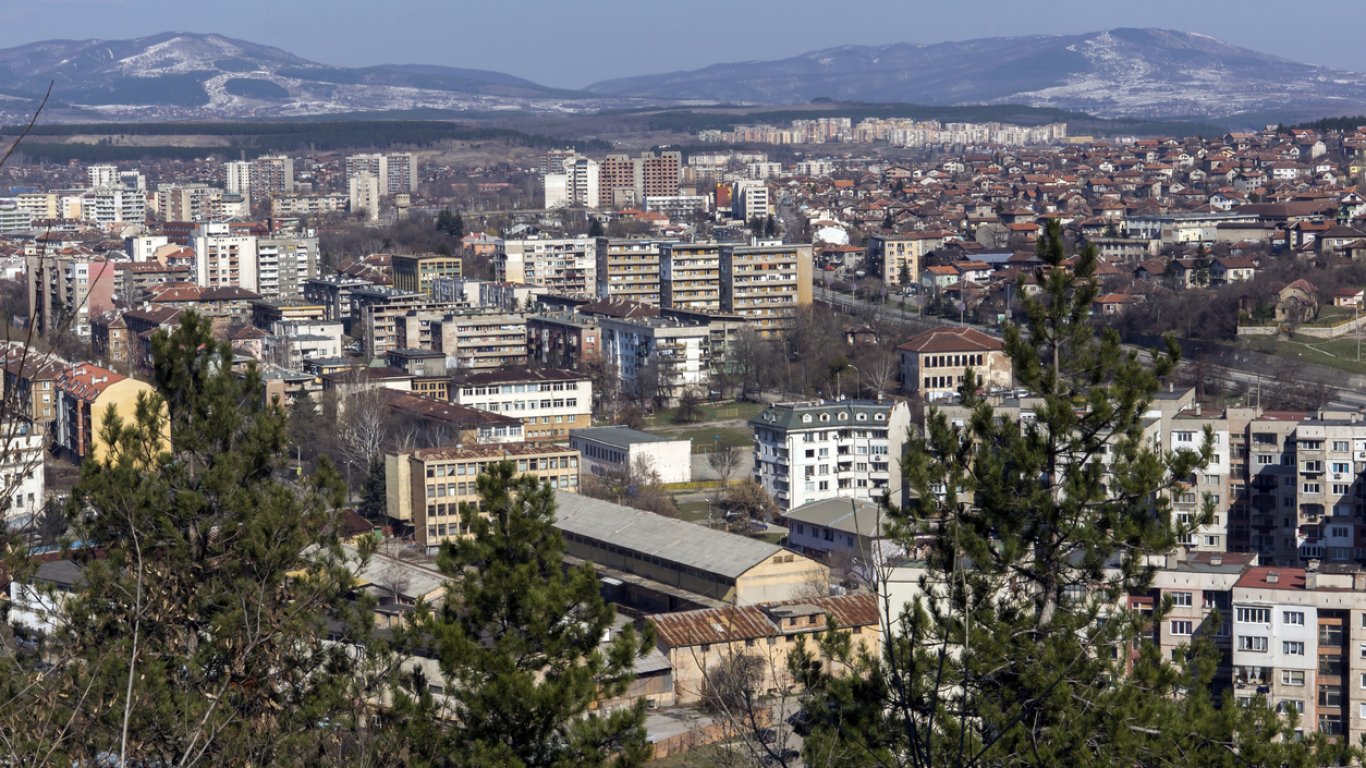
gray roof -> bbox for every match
[750,399,895,432]
[569,426,681,450]
[553,491,788,580]
[33,559,85,589]
[782,497,891,538]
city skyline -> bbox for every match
[0,0,1362,89]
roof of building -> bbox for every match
[407,441,576,462]
[896,326,1004,354]
[782,497,890,538]
[1234,566,1307,591]
[552,491,795,581]
[649,594,878,647]
[451,366,587,386]
[56,363,127,402]
[750,399,900,432]
[569,426,682,450]
[380,390,520,428]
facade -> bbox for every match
[388,443,581,550]
[896,326,1012,401]
[392,253,463,297]
[596,238,669,307]
[719,243,813,337]
[450,367,592,443]
[660,242,722,312]
[570,426,693,484]
[53,363,160,463]
[498,237,597,296]
[751,399,912,512]
[527,311,601,369]
[866,233,945,288]
[349,287,451,360]
[430,311,528,371]
[599,315,713,405]
[349,172,381,221]
[303,274,373,326]
[255,236,319,300]
[649,595,881,705]
[192,222,258,292]
[26,252,117,339]
[782,497,902,570]
[0,421,46,525]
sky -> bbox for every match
[0,0,1363,89]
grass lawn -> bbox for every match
[654,426,753,453]
[1239,335,1366,376]
[644,401,767,429]
[673,500,716,524]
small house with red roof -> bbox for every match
[896,326,1012,401]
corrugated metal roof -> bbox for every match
[649,594,878,647]
[569,426,680,449]
[783,497,890,538]
[553,491,785,580]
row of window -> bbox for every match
[424,455,579,479]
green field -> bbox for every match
[643,401,766,428]
[1239,334,1366,376]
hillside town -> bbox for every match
[8,117,1366,760]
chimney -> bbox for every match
[1194,403,1202,417]
[1265,571,1279,584]
[1209,555,1222,567]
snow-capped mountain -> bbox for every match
[585,28,1366,121]
[0,32,607,120]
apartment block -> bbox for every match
[255,236,320,300]
[497,237,597,296]
[303,274,373,327]
[349,287,453,360]
[750,399,912,512]
[526,310,601,369]
[599,315,712,405]
[719,243,813,336]
[192,222,258,292]
[596,238,669,307]
[598,150,680,209]
[866,233,946,288]
[387,443,580,551]
[451,367,592,443]
[660,242,722,312]
[428,310,528,371]
[25,252,117,339]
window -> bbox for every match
[1319,686,1342,708]
[1283,641,1305,656]
[1303,483,1321,495]
[1320,624,1344,646]
[1170,620,1193,636]
[1283,610,1305,626]
[1282,670,1305,686]
[1236,607,1270,624]
[1238,635,1268,652]
[1171,592,1193,607]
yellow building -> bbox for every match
[392,253,463,297]
[388,443,581,550]
[719,243,813,337]
[596,238,667,307]
[660,242,721,312]
[649,594,881,705]
[53,363,162,462]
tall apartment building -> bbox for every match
[596,238,669,307]
[80,189,147,229]
[349,172,381,221]
[87,164,119,190]
[451,367,592,443]
[192,222,258,292]
[750,399,912,512]
[544,155,599,209]
[346,153,419,196]
[526,310,601,369]
[430,311,528,371]
[866,233,947,288]
[386,442,581,550]
[498,237,597,296]
[349,287,453,360]
[719,243,813,337]
[223,160,253,205]
[392,253,463,297]
[599,314,719,406]
[303,274,373,328]
[255,236,320,300]
[154,184,222,223]
[598,150,680,209]
[660,242,722,312]
[251,155,294,199]
[732,180,770,221]
[25,253,117,339]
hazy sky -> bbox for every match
[0,0,1363,88]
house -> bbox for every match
[1210,256,1257,286]
[1328,288,1363,310]
[1093,293,1140,316]
[648,594,880,706]
[782,497,904,574]
[896,326,1012,402]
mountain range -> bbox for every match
[0,29,1362,124]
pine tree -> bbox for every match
[17,313,369,766]
[393,461,652,767]
[790,222,1356,767]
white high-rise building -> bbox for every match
[543,155,599,209]
[750,399,911,512]
[349,172,381,221]
[346,153,419,197]
[87,164,119,190]
[192,222,259,292]
[224,161,253,205]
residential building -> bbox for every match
[53,363,160,463]
[599,314,713,405]
[732,179,770,221]
[430,311,528,371]
[719,243,813,336]
[451,367,592,443]
[498,237,597,296]
[303,274,373,327]
[192,222,258,292]
[349,287,452,360]
[866,233,945,288]
[526,310,601,368]
[750,399,912,512]
[896,326,1013,401]
[26,252,117,339]
[255,235,319,300]
[596,238,669,307]
[0,421,46,525]
[782,497,903,571]
[388,443,581,550]
[570,426,693,484]
[349,172,381,221]
[660,242,722,312]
